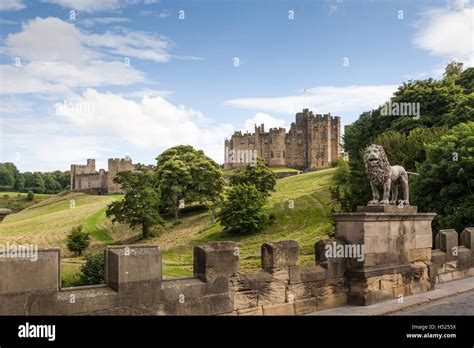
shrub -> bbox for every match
[80,252,105,285]
[220,184,267,235]
[26,191,34,201]
[66,226,90,256]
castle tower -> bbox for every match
[107,158,134,193]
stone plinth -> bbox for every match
[334,206,436,305]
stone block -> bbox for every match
[0,249,59,295]
[289,265,327,284]
[163,293,233,315]
[317,292,347,310]
[437,272,453,283]
[161,278,206,302]
[262,240,299,272]
[408,281,429,295]
[408,248,431,262]
[237,306,262,316]
[431,250,446,265]
[415,233,432,249]
[293,298,317,315]
[194,242,239,282]
[262,302,295,315]
[460,227,474,250]
[106,246,162,291]
[438,229,458,261]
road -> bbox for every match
[394,290,474,315]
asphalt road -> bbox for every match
[395,291,474,315]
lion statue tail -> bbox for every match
[406,171,420,176]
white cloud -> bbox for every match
[80,17,131,27]
[121,88,173,98]
[243,112,288,132]
[54,89,234,163]
[0,96,33,115]
[224,85,398,117]
[41,0,123,12]
[0,17,179,96]
[413,3,473,65]
[42,0,161,13]
[0,0,25,11]
[5,17,172,63]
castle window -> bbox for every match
[271,151,274,158]
[277,152,281,158]
[283,151,285,158]
[264,138,268,144]
[304,152,307,158]
[241,139,245,144]
[286,138,291,144]
[297,139,302,145]
[264,152,268,157]
[287,152,291,158]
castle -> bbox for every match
[224,109,341,171]
[70,158,134,194]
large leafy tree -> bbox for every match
[155,145,224,223]
[332,62,473,213]
[412,122,474,233]
[229,157,276,197]
[220,184,267,235]
[106,164,163,239]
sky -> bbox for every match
[0,0,472,172]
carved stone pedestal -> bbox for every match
[334,205,436,305]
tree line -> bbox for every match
[0,162,70,194]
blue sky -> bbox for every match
[0,0,472,171]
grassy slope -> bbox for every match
[152,168,336,277]
[0,192,122,251]
[0,168,336,280]
[0,192,51,212]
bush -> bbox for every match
[220,184,267,235]
[26,191,34,201]
[66,226,91,256]
[80,252,105,285]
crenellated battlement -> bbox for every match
[225,109,341,171]
[1,225,472,315]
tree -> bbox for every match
[26,191,34,201]
[155,145,225,223]
[229,157,276,197]
[66,226,91,256]
[106,164,163,239]
[444,61,464,79]
[44,174,62,194]
[220,184,267,234]
[412,122,474,233]
[80,252,105,285]
[0,163,15,190]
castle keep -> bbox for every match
[224,109,341,171]
[70,158,134,194]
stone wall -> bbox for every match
[70,157,133,194]
[0,228,472,316]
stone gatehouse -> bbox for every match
[224,108,341,171]
[70,157,134,194]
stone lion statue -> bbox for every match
[364,144,409,205]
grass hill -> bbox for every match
[0,168,336,282]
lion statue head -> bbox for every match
[364,144,391,187]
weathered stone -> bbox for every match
[356,205,417,213]
[262,240,299,272]
[194,241,239,282]
[0,249,59,295]
[262,302,295,315]
[431,250,446,265]
[317,292,347,309]
[460,227,474,250]
[106,246,162,291]
[293,298,317,315]
[237,306,262,316]
[289,265,327,284]
[438,229,458,261]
